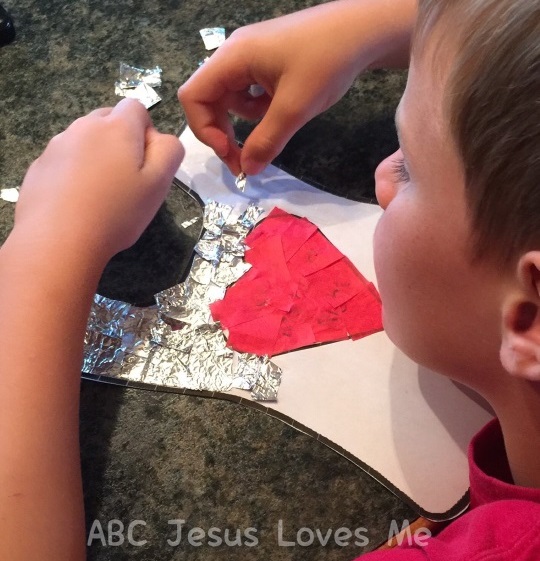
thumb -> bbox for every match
[142,128,185,194]
[240,85,313,176]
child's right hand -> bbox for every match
[14,99,184,263]
[179,0,415,177]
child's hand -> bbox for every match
[14,99,184,262]
[179,0,415,177]
[179,4,366,176]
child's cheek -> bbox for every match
[372,195,420,347]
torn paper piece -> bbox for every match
[211,207,383,356]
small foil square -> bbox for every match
[114,63,163,108]
[117,83,161,109]
[117,62,162,88]
[199,27,226,50]
[0,188,19,203]
[235,172,247,192]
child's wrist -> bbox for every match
[4,221,111,280]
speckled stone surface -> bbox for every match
[0,0,415,558]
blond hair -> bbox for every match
[415,0,540,265]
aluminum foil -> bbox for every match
[203,200,233,235]
[83,201,282,401]
[239,203,264,228]
[117,62,162,88]
[0,187,19,203]
[181,216,200,228]
[115,63,162,109]
[199,27,226,50]
[235,172,247,192]
[119,83,161,109]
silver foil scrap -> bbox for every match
[202,200,233,236]
[117,62,162,88]
[120,83,161,109]
[115,63,162,109]
[239,203,264,229]
[0,187,19,203]
[199,27,226,51]
[235,172,247,192]
[83,201,282,401]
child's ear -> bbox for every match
[500,252,540,381]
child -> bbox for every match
[181,0,540,559]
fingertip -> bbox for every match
[221,141,242,176]
[87,107,114,119]
[112,98,152,127]
[194,126,232,159]
[222,155,242,177]
[241,132,275,175]
[240,118,289,175]
[240,155,267,176]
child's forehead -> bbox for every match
[407,24,463,145]
[401,59,447,150]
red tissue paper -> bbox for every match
[210,207,383,356]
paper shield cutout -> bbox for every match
[211,207,383,356]
[175,127,494,521]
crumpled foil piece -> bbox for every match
[239,203,264,229]
[0,187,19,203]
[117,62,162,88]
[83,201,283,401]
[117,83,161,109]
[251,358,282,401]
[203,200,233,236]
[235,172,247,192]
[115,63,162,109]
[199,27,226,50]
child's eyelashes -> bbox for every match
[392,156,411,184]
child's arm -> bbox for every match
[179,0,416,176]
[0,99,183,561]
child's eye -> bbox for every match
[392,157,410,184]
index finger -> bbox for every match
[179,49,256,165]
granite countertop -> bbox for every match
[0,1,414,559]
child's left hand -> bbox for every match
[14,98,184,262]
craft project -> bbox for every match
[211,208,383,356]
[82,127,495,523]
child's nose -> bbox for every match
[374,150,401,210]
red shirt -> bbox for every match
[359,419,540,560]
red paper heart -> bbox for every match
[211,207,383,356]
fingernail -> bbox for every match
[242,158,266,176]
